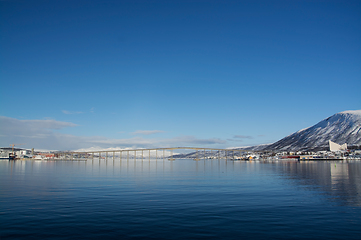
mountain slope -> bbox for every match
[262,110,361,151]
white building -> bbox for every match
[329,140,347,151]
[0,148,32,159]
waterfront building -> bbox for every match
[0,147,32,159]
[329,140,347,151]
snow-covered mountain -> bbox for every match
[261,110,361,151]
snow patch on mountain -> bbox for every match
[259,110,361,151]
[340,110,361,116]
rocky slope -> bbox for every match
[260,110,361,151]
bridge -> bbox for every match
[56,147,249,161]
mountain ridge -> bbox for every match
[256,110,361,151]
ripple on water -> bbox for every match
[0,159,361,239]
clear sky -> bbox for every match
[1,0,360,151]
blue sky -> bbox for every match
[1,0,360,151]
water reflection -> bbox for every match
[2,159,361,208]
[266,160,361,206]
[1,159,361,239]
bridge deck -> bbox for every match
[64,147,246,154]
[53,147,252,161]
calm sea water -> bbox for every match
[1,159,360,239]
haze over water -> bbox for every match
[1,159,361,239]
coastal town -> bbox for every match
[2,140,360,161]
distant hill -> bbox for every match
[259,110,361,152]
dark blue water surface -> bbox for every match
[1,159,361,239]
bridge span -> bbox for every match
[56,147,249,161]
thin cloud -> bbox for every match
[227,139,243,142]
[0,116,78,150]
[86,136,156,146]
[233,135,253,139]
[132,130,165,135]
[167,136,226,145]
[62,110,84,115]
[0,116,77,130]
[85,135,226,149]
[0,116,227,151]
